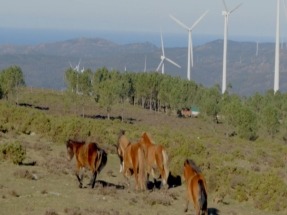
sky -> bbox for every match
[0,0,286,44]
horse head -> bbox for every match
[141,132,152,146]
[183,159,199,181]
[66,139,75,161]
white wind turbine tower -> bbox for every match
[221,0,242,94]
[144,56,147,72]
[156,31,181,74]
[170,11,209,81]
[274,0,282,93]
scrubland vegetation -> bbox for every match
[0,65,287,214]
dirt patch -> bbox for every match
[0,133,286,215]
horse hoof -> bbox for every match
[79,184,83,188]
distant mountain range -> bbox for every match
[0,37,286,96]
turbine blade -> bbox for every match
[190,37,194,67]
[222,0,228,11]
[156,59,164,71]
[230,3,242,14]
[191,10,209,30]
[284,0,287,18]
[160,31,165,56]
[165,58,181,68]
[170,14,190,30]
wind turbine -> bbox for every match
[144,56,147,72]
[69,59,81,72]
[75,59,81,72]
[256,41,259,57]
[170,11,209,81]
[221,0,242,94]
[156,31,181,74]
[274,0,281,93]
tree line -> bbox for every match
[0,65,286,141]
[64,66,287,141]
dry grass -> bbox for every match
[0,89,286,215]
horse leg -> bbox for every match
[192,190,200,215]
[133,166,139,190]
[123,166,130,188]
[184,199,189,213]
[89,171,98,188]
[76,172,83,188]
[119,158,124,173]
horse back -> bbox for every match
[124,143,139,168]
[146,144,165,165]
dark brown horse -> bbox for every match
[183,159,208,215]
[115,130,130,173]
[66,139,107,188]
[139,132,169,187]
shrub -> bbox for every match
[0,141,26,164]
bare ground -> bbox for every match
[1,132,285,215]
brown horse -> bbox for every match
[66,139,107,188]
[115,130,130,173]
[122,141,146,190]
[183,159,208,215]
[115,131,146,190]
[139,132,169,187]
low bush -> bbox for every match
[0,141,26,164]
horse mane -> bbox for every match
[141,132,153,145]
[66,139,85,147]
[185,159,201,174]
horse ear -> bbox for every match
[66,139,70,147]
[141,132,147,140]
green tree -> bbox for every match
[221,95,258,140]
[0,65,25,100]
[198,85,221,118]
[97,70,121,119]
[78,69,92,95]
[65,68,78,93]
[261,104,280,137]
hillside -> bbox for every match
[0,88,286,215]
[1,38,287,95]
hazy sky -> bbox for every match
[0,0,285,41]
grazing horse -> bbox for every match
[66,139,107,188]
[115,130,130,173]
[183,159,208,215]
[139,132,169,187]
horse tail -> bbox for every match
[162,149,169,184]
[138,146,146,190]
[96,149,108,174]
[198,179,208,213]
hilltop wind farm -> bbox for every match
[1,1,287,215]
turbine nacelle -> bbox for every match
[222,11,229,16]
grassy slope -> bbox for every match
[0,88,287,214]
